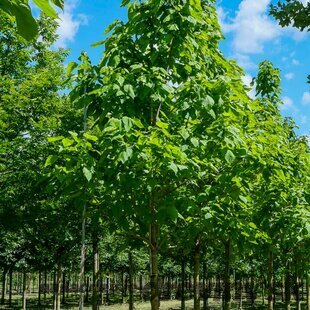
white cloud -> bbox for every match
[284,72,294,80]
[218,0,309,55]
[301,116,308,124]
[218,0,281,54]
[302,92,310,105]
[292,59,300,66]
[232,53,257,70]
[55,0,88,48]
[241,74,256,99]
[281,96,294,110]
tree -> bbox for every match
[270,0,310,31]
[0,0,63,40]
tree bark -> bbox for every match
[92,233,99,310]
[193,237,201,310]
[8,268,12,307]
[223,239,232,310]
[79,203,86,310]
[295,260,300,310]
[203,262,208,310]
[306,273,310,310]
[181,257,186,310]
[285,260,291,310]
[53,266,61,310]
[129,251,134,310]
[1,267,8,305]
[22,271,27,310]
[268,251,273,310]
[150,221,160,310]
[62,273,66,304]
[38,271,42,306]
[139,274,143,301]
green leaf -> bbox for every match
[239,195,247,204]
[191,138,199,147]
[33,0,58,18]
[124,84,135,99]
[249,222,257,229]
[66,62,78,76]
[48,136,64,142]
[83,133,98,142]
[62,138,74,147]
[83,167,92,182]
[51,0,64,9]
[225,150,235,164]
[45,155,58,167]
[166,206,179,222]
[14,3,38,40]
[120,0,130,7]
[169,162,178,175]
[204,213,212,220]
[122,116,133,132]
[119,147,133,163]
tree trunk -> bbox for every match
[44,270,47,300]
[181,257,186,310]
[139,274,143,301]
[53,266,61,310]
[22,271,27,310]
[106,276,110,304]
[129,251,134,310]
[150,222,160,310]
[79,203,86,310]
[295,260,300,310]
[193,237,201,310]
[306,273,310,310]
[8,268,12,307]
[85,277,89,303]
[268,251,273,310]
[38,271,42,306]
[92,233,99,310]
[1,267,8,305]
[203,262,208,310]
[223,239,232,310]
[285,260,291,310]
[62,273,66,304]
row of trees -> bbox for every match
[0,1,309,310]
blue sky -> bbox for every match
[54,0,310,138]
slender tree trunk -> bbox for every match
[22,271,27,310]
[53,266,61,310]
[106,276,110,304]
[92,233,99,310]
[44,270,47,300]
[139,274,143,301]
[38,271,42,306]
[8,268,12,307]
[129,251,134,310]
[193,237,201,310]
[181,257,186,310]
[306,273,310,310]
[62,273,66,304]
[295,260,300,310]
[203,262,208,310]
[1,267,8,304]
[223,239,232,310]
[121,272,124,303]
[268,251,273,310]
[79,203,86,310]
[85,277,89,303]
[150,221,160,310]
[285,260,291,310]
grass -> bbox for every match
[0,294,307,309]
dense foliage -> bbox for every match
[0,1,309,310]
